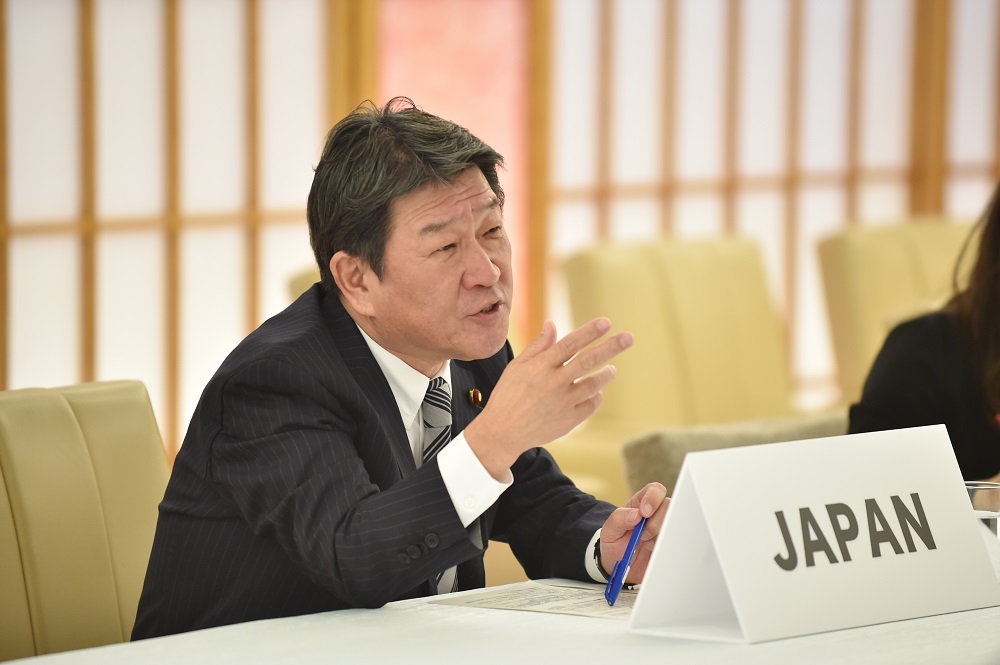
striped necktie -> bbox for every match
[421,377,457,594]
[421,377,452,464]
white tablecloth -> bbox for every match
[14,579,1000,665]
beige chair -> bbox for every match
[0,381,169,660]
[547,237,798,505]
[818,219,975,404]
[622,410,848,495]
[288,266,320,302]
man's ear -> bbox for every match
[330,251,376,316]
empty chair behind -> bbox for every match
[565,236,795,432]
[0,381,169,660]
[547,236,797,505]
[288,266,321,302]
[622,410,848,496]
[818,219,975,404]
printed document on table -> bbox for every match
[429,579,637,619]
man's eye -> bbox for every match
[437,243,456,252]
[485,226,503,236]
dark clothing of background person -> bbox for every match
[849,310,1000,480]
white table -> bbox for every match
[13,581,1000,665]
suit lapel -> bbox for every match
[448,362,480,438]
[321,292,416,477]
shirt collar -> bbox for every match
[355,324,452,429]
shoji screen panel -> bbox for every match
[9,237,80,389]
[257,0,322,323]
[259,223,312,320]
[674,0,726,184]
[177,0,248,440]
[945,0,999,217]
[608,0,663,244]
[8,0,80,223]
[179,226,247,436]
[7,0,80,389]
[96,232,166,430]
[736,0,789,303]
[180,0,247,215]
[541,0,998,410]
[855,0,911,223]
[94,0,167,430]
[547,0,601,340]
[97,0,164,220]
[792,0,851,406]
[3,0,333,457]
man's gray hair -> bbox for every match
[307,97,505,294]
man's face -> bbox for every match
[361,166,512,376]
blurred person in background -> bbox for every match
[849,181,1000,480]
[132,97,668,639]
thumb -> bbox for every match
[517,320,556,359]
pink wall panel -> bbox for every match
[378,0,531,348]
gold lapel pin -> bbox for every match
[468,388,482,407]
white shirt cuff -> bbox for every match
[585,529,605,583]
[437,433,512,528]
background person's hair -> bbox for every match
[948,182,1000,414]
[307,96,505,294]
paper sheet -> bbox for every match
[429,579,637,620]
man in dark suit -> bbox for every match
[132,97,668,639]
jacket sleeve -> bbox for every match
[491,447,615,582]
[208,357,481,608]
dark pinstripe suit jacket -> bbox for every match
[132,285,614,639]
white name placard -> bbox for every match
[629,425,1000,643]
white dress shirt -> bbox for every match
[356,326,605,585]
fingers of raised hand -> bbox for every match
[560,331,633,381]
[518,320,557,360]
[552,318,612,365]
[569,364,617,404]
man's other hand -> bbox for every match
[599,482,669,584]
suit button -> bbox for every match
[397,553,411,566]
[406,545,422,559]
[425,533,440,549]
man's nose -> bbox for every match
[462,242,501,289]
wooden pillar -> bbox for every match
[79,0,96,382]
[325,0,378,129]
[908,0,951,215]
[527,0,552,340]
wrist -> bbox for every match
[463,417,516,480]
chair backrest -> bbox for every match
[622,410,848,495]
[288,266,320,302]
[564,237,794,432]
[818,219,975,404]
[0,380,169,660]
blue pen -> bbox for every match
[604,516,648,606]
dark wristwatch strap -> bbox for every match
[594,538,611,581]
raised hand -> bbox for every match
[464,317,633,478]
